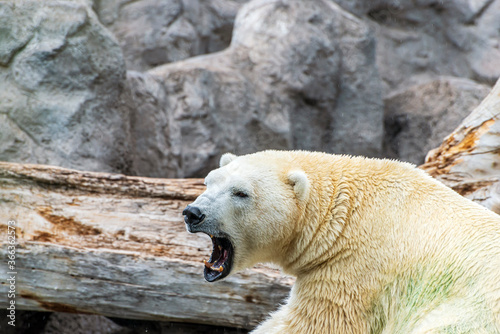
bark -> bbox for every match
[0,163,293,329]
[420,78,500,214]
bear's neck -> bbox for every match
[280,155,377,275]
[280,155,432,282]
[276,157,416,333]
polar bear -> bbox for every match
[183,150,500,333]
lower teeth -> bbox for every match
[203,260,223,272]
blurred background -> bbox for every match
[1,0,499,332]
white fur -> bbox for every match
[190,150,500,333]
[287,170,310,202]
[219,153,237,167]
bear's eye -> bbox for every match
[233,190,249,198]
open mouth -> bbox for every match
[203,235,234,282]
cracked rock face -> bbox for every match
[0,1,135,174]
[95,0,250,71]
[126,71,183,178]
[383,77,490,165]
[0,0,384,178]
[6,0,495,178]
[144,0,384,177]
[333,0,500,93]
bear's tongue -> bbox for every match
[203,247,228,272]
[204,235,228,272]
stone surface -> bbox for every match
[0,310,249,334]
[42,314,128,334]
[126,71,182,178]
[0,310,51,334]
[0,1,135,174]
[384,77,490,165]
[96,0,500,95]
[95,0,250,71]
[0,0,385,179]
[331,0,500,94]
[148,0,384,177]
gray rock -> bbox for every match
[0,0,384,179]
[127,71,182,178]
[38,313,249,334]
[0,1,135,174]
[383,77,490,165]
[468,0,500,85]
[42,313,130,334]
[331,0,500,94]
[147,0,384,177]
[0,310,51,334]
[150,53,293,177]
[95,0,250,71]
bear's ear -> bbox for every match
[287,170,310,202]
[220,153,237,167]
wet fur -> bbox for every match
[194,151,500,333]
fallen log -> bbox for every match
[0,164,293,329]
[421,77,500,214]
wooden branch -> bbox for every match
[420,78,500,214]
[0,163,293,329]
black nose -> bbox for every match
[182,205,205,226]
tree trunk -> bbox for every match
[420,78,500,214]
[0,163,293,330]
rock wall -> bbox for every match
[0,1,135,174]
[334,0,500,91]
[95,0,248,72]
[1,0,497,175]
[384,77,491,164]
[138,0,384,177]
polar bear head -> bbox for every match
[183,151,310,282]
